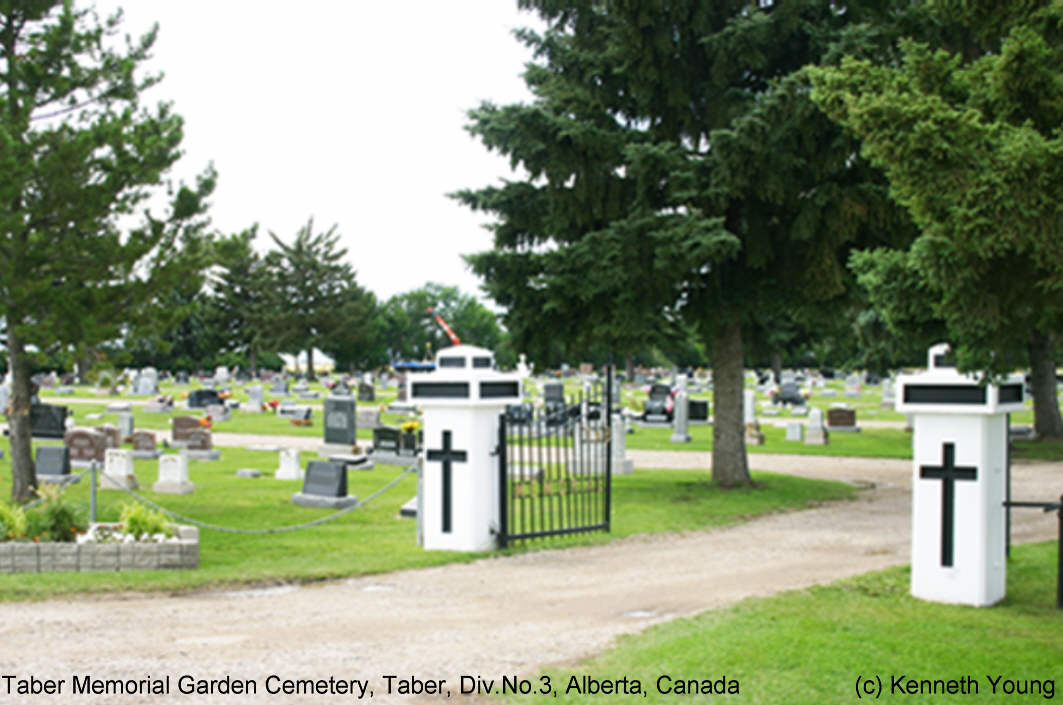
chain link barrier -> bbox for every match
[23,467,95,509]
[69,464,416,535]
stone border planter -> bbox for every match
[0,525,199,573]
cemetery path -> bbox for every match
[1,455,1060,705]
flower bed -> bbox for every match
[0,524,199,573]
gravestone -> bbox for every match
[65,429,106,466]
[291,460,357,509]
[881,378,895,407]
[688,399,709,422]
[36,445,72,483]
[132,367,158,396]
[187,388,221,409]
[0,386,8,414]
[826,407,859,432]
[643,384,672,423]
[670,374,691,443]
[131,430,161,460]
[270,379,289,395]
[144,395,174,413]
[331,379,352,396]
[171,416,201,445]
[100,448,137,490]
[117,411,134,443]
[356,407,381,430]
[214,365,230,385]
[245,384,264,413]
[785,421,804,442]
[844,373,862,398]
[805,408,829,445]
[205,403,230,422]
[185,428,220,461]
[611,414,634,475]
[97,424,121,449]
[324,396,356,445]
[29,404,67,439]
[275,448,303,480]
[357,381,375,402]
[743,389,764,445]
[154,451,194,494]
[174,371,190,385]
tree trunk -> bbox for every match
[248,347,258,378]
[712,321,751,487]
[625,355,635,381]
[1027,328,1063,438]
[771,350,783,384]
[305,347,314,380]
[7,328,37,503]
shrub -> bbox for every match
[0,502,27,541]
[119,503,174,540]
[25,484,86,542]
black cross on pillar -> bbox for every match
[920,442,978,567]
[427,430,467,534]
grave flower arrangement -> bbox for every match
[78,503,176,544]
[198,415,212,428]
[0,484,87,543]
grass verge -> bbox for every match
[505,541,1061,704]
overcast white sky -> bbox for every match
[97,1,543,304]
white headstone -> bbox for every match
[805,408,828,445]
[153,452,194,494]
[101,448,137,490]
[611,413,634,475]
[246,385,264,412]
[214,365,229,384]
[117,411,134,442]
[785,421,804,442]
[743,389,756,425]
[670,374,691,443]
[275,448,303,480]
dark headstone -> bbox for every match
[324,396,356,445]
[826,407,858,430]
[64,429,106,464]
[357,381,375,402]
[301,460,347,497]
[332,379,352,396]
[688,399,709,422]
[543,382,565,404]
[29,404,67,439]
[174,371,190,385]
[36,445,70,478]
[373,426,401,453]
[187,388,222,408]
[774,382,804,406]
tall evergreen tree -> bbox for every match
[810,0,1063,436]
[456,1,915,485]
[264,217,371,376]
[208,225,274,375]
[0,1,213,501]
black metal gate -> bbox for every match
[497,372,612,547]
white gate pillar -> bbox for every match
[896,343,1024,606]
[410,345,522,551]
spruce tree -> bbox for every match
[457,1,915,485]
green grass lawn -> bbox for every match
[503,541,1061,704]
[626,422,913,458]
[0,450,854,601]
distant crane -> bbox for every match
[426,306,461,346]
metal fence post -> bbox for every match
[90,461,97,524]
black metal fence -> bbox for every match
[497,375,612,547]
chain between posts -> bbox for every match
[68,464,417,535]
